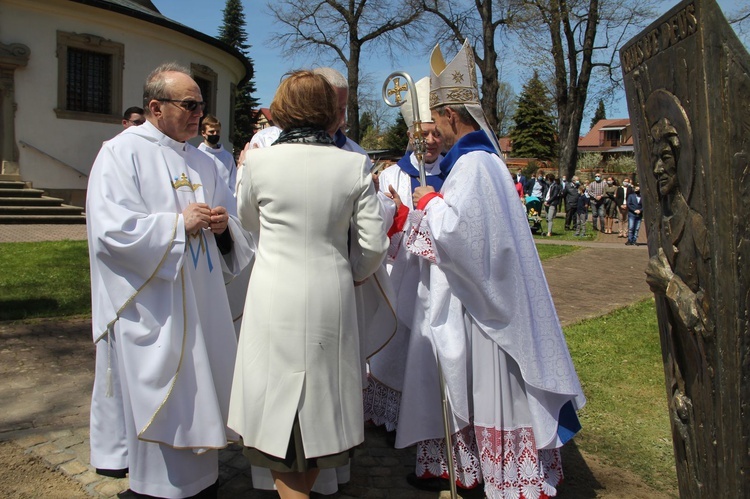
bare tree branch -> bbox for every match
[267,0,423,142]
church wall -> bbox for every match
[0,0,245,199]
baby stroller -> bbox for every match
[525,196,543,234]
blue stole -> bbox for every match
[441,130,499,176]
[334,129,348,149]
[396,153,447,193]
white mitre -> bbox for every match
[399,76,433,131]
[429,39,500,154]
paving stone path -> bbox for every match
[0,224,652,498]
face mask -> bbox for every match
[595,176,601,181]
[623,181,629,187]
[635,190,640,195]
[575,180,580,186]
[607,180,613,185]
[206,134,221,145]
[538,176,543,180]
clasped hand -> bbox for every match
[183,203,228,235]
[412,186,435,207]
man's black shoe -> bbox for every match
[96,468,128,479]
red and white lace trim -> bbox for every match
[404,209,437,264]
[363,375,401,432]
[416,424,563,499]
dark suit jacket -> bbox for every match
[564,182,580,208]
[615,185,633,206]
[627,192,643,217]
[545,182,563,207]
[524,178,548,199]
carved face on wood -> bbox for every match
[645,89,694,204]
[651,117,680,197]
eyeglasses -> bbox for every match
[156,99,207,112]
[127,119,145,126]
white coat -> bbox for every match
[228,142,388,459]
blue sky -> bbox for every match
[156,0,746,132]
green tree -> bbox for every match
[360,112,375,137]
[590,99,606,130]
[268,0,422,143]
[219,0,259,155]
[381,114,409,152]
[509,71,557,160]
[513,0,655,180]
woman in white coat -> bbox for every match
[228,70,388,498]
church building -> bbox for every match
[0,0,251,207]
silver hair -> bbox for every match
[312,67,347,89]
[143,62,192,114]
[435,103,476,127]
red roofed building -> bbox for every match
[578,119,634,157]
[254,108,274,131]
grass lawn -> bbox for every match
[564,297,677,494]
[0,239,579,321]
[530,212,617,242]
[1,239,676,492]
[0,240,91,321]
[535,243,580,260]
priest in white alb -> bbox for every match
[87,62,254,498]
[395,41,586,499]
[364,76,446,432]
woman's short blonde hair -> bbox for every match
[270,70,339,132]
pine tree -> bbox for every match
[509,72,557,160]
[590,99,607,130]
[381,114,409,152]
[219,0,260,155]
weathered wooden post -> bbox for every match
[621,0,750,496]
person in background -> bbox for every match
[586,173,607,233]
[525,169,548,201]
[544,172,562,236]
[615,177,634,238]
[87,62,253,498]
[564,176,580,230]
[121,106,145,128]
[228,70,387,499]
[515,175,525,201]
[603,176,618,234]
[575,183,590,237]
[198,114,237,195]
[626,185,643,245]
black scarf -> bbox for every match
[272,126,334,146]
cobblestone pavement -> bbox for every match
[0,224,651,498]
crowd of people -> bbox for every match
[512,169,644,245]
[86,42,587,499]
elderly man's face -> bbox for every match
[431,108,456,152]
[416,122,443,163]
[334,87,348,132]
[652,136,678,196]
[150,72,204,142]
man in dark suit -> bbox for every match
[626,185,643,245]
[514,168,526,190]
[524,170,548,200]
[615,177,634,237]
[564,176,581,230]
